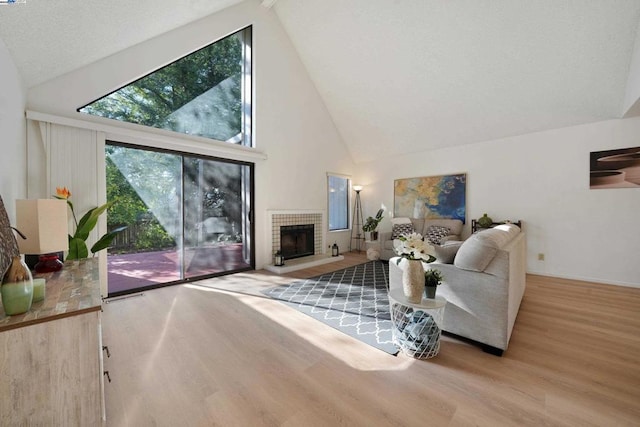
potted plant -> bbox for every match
[55,187,127,259]
[424,268,444,299]
[362,208,384,241]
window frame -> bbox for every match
[78,26,253,147]
[327,173,350,232]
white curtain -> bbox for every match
[27,120,108,296]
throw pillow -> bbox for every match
[391,223,415,239]
[434,240,463,264]
[454,233,499,272]
[425,225,450,245]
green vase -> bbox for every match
[1,261,34,316]
[478,213,493,228]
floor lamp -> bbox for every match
[349,185,364,252]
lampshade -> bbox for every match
[16,199,69,255]
[353,185,363,192]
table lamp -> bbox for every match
[16,199,69,273]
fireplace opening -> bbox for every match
[280,224,314,260]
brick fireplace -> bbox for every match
[269,210,324,257]
[265,210,344,274]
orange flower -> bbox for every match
[56,187,71,199]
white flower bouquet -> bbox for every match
[393,232,436,264]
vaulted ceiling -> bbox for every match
[1,0,639,163]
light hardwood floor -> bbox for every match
[102,253,640,426]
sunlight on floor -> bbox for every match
[184,282,415,372]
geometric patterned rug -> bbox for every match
[263,261,398,355]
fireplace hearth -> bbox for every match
[280,224,314,260]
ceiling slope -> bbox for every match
[1,1,639,163]
[0,0,243,88]
[273,0,640,163]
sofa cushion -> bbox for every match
[454,224,521,272]
[391,223,415,239]
[454,234,499,272]
[434,240,463,264]
[425,225,450,245]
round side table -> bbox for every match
[388,288,446,359]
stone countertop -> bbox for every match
[0,258,102,332]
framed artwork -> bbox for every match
[394,173,466,222]
[590,146,640,189]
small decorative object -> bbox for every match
[32,278,46,302]
[331,242,339,257]
[274,250,285,266]
[393,232,436,303]
[53,187,127,260]
[1,256,34,315]
[477,213,493,228]
[424,269,444,299]
[363,208,384,241]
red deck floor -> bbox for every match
[107,243,250,294]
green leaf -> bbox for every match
[67,237,89,260]
[90,226,127,254]
[74,202,113,241]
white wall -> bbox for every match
[623,17,640,117]
[26,1,355,268]
[356,118,640,288]
[0,38,26,223]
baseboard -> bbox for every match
[526,271,639,289]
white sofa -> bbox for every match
[379,217,463,261]
[389,224,526,355]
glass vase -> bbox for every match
[1,257,34,316]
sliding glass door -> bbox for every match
[105,143,253,295]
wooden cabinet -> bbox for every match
[0,259,105,425]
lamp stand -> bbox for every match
[349,189,364,252]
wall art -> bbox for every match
[394,173,466,222]
[590,147,640,189]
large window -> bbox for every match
[328,174,349,231]
[106,143,254,296]
[79,27,252,146]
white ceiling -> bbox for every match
[0,0,243,88]
[273,0,640,162]
[1,0,639,163]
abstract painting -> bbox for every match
[590,146,640,189]
[394,174,466,222]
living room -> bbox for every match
[1,1,639,425]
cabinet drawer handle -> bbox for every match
[104,371,111,383]
[102,346,111,358]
